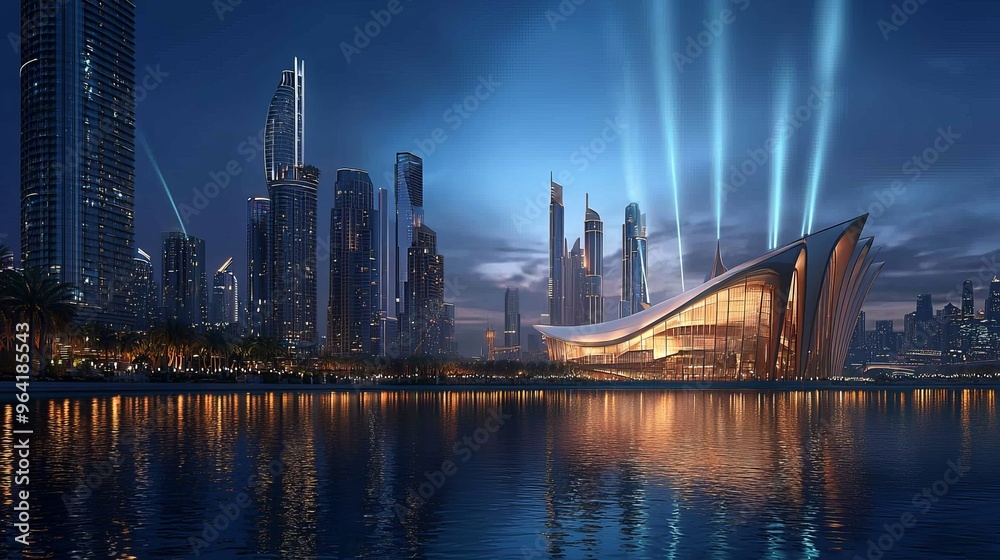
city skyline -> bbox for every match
[3,1,998,355]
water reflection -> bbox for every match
[2,389,998,559]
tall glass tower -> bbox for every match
[127,248,157,331]
[246,197,271,336]
[328,169,380,356]
[264,58,305,183]
[377,187,390,355]
[161,232,207,331]
[268,166,319,354]
[395,152,424,316]
[212,257,239,328]
[620,202,650,318]
[548,177,565,325]
[584,195,604,324]
[504,287,521,348]
[962,280,974,317]
[20,0,136,327]
[402,223,444,356]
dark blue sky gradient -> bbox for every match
[1,0,998,355]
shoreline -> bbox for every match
[4,380,1000,400]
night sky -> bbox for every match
[1,0,998,356]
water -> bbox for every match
[2,389,999,559]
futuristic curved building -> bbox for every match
[536,216,883,381]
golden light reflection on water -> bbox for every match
[3,388,999,558]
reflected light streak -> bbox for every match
[802,0,846,236]
[651,0,686,291]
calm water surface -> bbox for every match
[2,389,999,559]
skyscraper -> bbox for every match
[127,248,157,331]
[564,238,587,326]
[20,0,136,327]
[848,310,866,363]
[268,166,319,354]
[328,169,380,356]
[962,280,974,317]
[504,287,521,348]
[264,58,305,183]
[402,222,445,356]
[212,258,239,328]
[621,203,650,319]
[161,232,207,330]
[987,277,1000,322]
[262,59,316,354]
[395,152,424,315]
[246,197,271,336]
[916,293,933,321]
[548,177,566,326]
[377,188,390,356]
[584,195,604,324]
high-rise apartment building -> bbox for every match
[212,258,239,328]
[128,248,157,331]
[20,0,137,327]
[621,203,650,318]
[504,287,521,348]
[161,232,207,330]
[246,197,271,336]
[548,177,565,326]
[268,166,319,353]
[395,152,424,316]
[328,169,380,356]
[402,223,445,356]
[583,195,603,324]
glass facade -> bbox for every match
[20,0,137,327]
[621,203,649,319]
[402,224,445,356]
[127,248,157,331]
[212,258,239,328]
[328,169,380,356]
[246,197,271,337]
[268,167,318,353]
[584,202,603,324]
[539,216,883,381]
[394,152,423,316]
[264,59,304,183]
[548,179,565,325]
[161,233,207,330]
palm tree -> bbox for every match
[0,268,78,377]
[150,319,196,372]
[201,329,233,374]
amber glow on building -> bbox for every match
[537,216,883,380]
